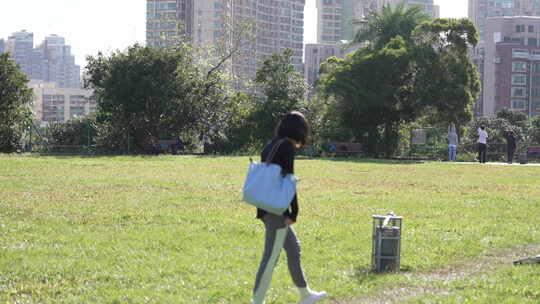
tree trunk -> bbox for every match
[384,121,399,158]
[367,126,379,158]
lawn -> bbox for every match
[0,155,539,303]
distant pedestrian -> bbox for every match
[504,129,517,164]
[478,125,488,163]
[448,124,459,161]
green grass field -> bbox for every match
[1,155,539,303]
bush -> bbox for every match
[531,115,540,145]
[37,117,96,153]
[456,151,477,162]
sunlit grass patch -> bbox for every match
[1,156,539,303]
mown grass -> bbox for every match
[409,264,540,303]
[0,155,539,303]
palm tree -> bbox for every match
[353,3,429,50]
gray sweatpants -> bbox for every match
[252,213,307,303]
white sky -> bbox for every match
[0,0,468,70]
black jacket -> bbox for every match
[505,133,517,150]
[256,137,299,222]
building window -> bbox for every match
[529,38,538,46]
[533,75,540,85]
[512,62,527,72]
[534,63,540,73]
[513,49,529,58]
[516,25,525,33]
[42,94,65,122]
[511,87,526,97]
[529,25,535,33]
[512,74,527,85]
[511,100,526,109]
[532,88,540,98]
[70,107,85,118]
[502,0,514,8]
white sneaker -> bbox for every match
[299,290,327,304]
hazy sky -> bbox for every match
[0,0,468,69]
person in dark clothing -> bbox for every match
[504,130,517,164]
[251,111,327,304]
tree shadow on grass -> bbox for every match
[353,264,413,285]
[18,153,431,166]
[297,156,428,166]
[27,153,200,160]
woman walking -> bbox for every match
[251,111,327,304]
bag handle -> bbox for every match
[265,138,285,165]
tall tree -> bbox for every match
[85,44,204,152]
[251,49,307,143]
[319,37,415,156]
[412,18,480,127]
[353,4,429,50]
[319,5,480,157]
[0,53,33,153]
[195,17,256,151]
[255,48,306,110]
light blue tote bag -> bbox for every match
[242,139,297,215]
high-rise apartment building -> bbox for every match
[36,35,81,89]
[317,0,376,44]
[146,0,194,47]
[469,0,540,44]
[0,39,5,54]
[6,30,34,76]
[482,16,540,117]
[316,0,439,44]
[304,42,346,86]
[386,0,439,18]
[469,0,540,116]
[252,0,305,72]
[146,0,305,85]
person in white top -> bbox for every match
[477,125,488,163]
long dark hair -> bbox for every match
[275,111,311,146]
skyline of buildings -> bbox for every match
[469,0,540,117]
[1,31,90,124]
[469,0,540,45]
[8,2,540,119]
[146,0,306,86]
[1,30,81,89]
[482,16,540,117]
